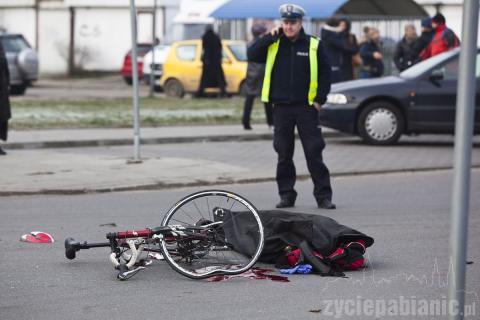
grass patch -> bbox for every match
[10,96,269,129]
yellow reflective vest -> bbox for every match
[261,37,320,105]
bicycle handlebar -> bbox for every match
[65,238,110,260]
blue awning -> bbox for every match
[210,0,348,19]
[211,0,428,20]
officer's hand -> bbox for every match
[270,27,282,37]
[373,52,383,60]
[313,102,322,111]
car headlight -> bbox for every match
[326,93,348,104]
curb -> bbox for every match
[2,165,477,197]
[5,131,343,150]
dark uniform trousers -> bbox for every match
[273,104,332,202]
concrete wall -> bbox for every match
[0,1,179,75]
[0,7,36,45]
[38,9,70,74]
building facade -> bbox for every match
[0,0,179,74]
[0,0,474,75]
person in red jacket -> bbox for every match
[420,13,459,60]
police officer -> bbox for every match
[247,4,335,209]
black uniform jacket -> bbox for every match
[247,28,331,106]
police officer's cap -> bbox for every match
[279,4,305,20]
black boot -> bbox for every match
[0,146,6,155]
[276,197,296,208]
[317,198,336,209]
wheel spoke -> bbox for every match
[160,191,264,279]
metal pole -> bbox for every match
[34,0,39,50]
[129,0,141,161]
[149,0,157,97]
[448,1,478,319]
[68,6,76,76]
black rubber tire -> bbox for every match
[160,190,264,280]
[357,101,404,145]
[164,78,185,98]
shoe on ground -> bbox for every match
[276,198,295,208]
[0,147,6,156]
[243,124,252,130]
[317,198,336,209]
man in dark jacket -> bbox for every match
[196,25,226,97]
[394,24,418,72]
[0,42,11,155]
[247,4,335,209]
[412,17,435,62]
[359,27,384,78]
[242,24,273,130]
[321,18,358,83]
[339,19,359,82]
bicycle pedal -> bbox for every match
[117,266,145,281]
[139,259,153,266]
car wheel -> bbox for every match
[10,84,27,95]
[123,76,133,85]
[164,79,185,98]
[357,101,404,145]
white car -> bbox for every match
[142,45,170,91]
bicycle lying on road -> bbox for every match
[65,190,264,280]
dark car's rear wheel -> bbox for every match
[357,101,404,145]
[164,79,185,98]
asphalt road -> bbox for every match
[1,169,479,320]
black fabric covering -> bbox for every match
[223,210,374,263]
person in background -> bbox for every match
[321,18,344,83]
[242,24,274,130]
[0,42,11,155]
[359,27,384,79]
[339,18,359,81]
[412,17,435,62]
[419,13,459,60]
[196,25,227,98]
[394,24,418,72]
[358,26,370,46]
[321,18,358,83]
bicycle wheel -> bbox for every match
[160,190,264,279]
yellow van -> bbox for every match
[159,39,247,97]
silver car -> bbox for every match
[0,32,39,95]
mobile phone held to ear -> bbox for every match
[272,27,283,40]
